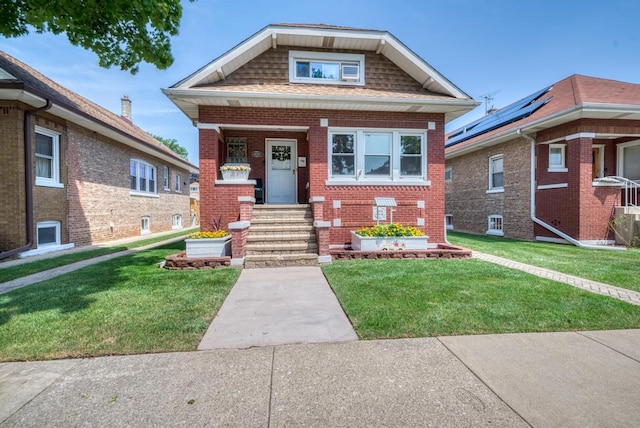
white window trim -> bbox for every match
[34,126,64,188]
[537,183,568,190]
[37,220,61,247]
[289,50,365,86]
[326,127,429,186]
[175,173,182,192]
[548,143,568,172]
[172,214,183,229]
[487,215,504,236]
[141,216,151,235]
[163,165,170,190]
[445,214,454,230]
[617,139,640,181]
[487,154,504,193]
[130,159,158,197]
[592,144,605,180]
[445,166,452,183]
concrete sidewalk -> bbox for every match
[2,330,640,427]
[198,267,358,349]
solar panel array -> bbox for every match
[447,86,553,147]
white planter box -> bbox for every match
[221,169,250,181]
[351,231,428,251]
[185,236,232,258]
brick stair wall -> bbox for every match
[244,204,318,268]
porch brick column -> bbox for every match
[309,196,325,221]
[238,196,255,222]
[314,220,332,263]
[199,128,221,232]
[228,220,250,266]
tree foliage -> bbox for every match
[150,133,189,160]
[0,0,191,74]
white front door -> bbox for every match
[266,139,297,204]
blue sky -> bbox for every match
[1,0,639,166]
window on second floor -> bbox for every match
[289,51,365,85]
[130,159,156,196]
[163,165,170,189]
[175,173,182,192]
[488,155,504,192]
[35,127,63,188]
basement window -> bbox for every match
[289,51,365,85]
[37,221,60,247]
[487,215,504,236]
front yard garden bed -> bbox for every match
[164,252,231,269]
[331,243,471,260]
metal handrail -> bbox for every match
[598,176,639,207]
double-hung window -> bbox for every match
[130,159,156,195]
[289,51,365,85]
[488,155,504,192]
[175,173,181,192]
[35,127,63,188]
[163,166,170,190]
[328,129,427,184]
[548,144,567,172]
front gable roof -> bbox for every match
[0,51,196,172]
[446,75,640,158]
[164,23,478,123]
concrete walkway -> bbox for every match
[2,330,640,427]
[198,267,358,349]
[473,251,640,306]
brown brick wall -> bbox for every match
[1,101,191,253]
[199,106,445,245]
[445,137,533,240]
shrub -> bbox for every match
[355,223,425,237]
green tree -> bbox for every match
[0,0,192,74]
[150,133,189,160]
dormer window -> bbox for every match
[289,51,365,85]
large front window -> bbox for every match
[130,159,157,195]
[328,129,427,184]
[620,142,640,181]
[35,127,62,188]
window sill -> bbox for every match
[592,180,623,187]
[537,183,568,190]
[547,167,568,173]
[172,225,183,230]
[20,243,75,258]
[446,225,454,230]
[141,230,151,235]
[164,187,171,191]
[486,230,504,236]
[325,179,431,187]
[35,179,64,189]
[486,188,504,194]
[130,191,159,198]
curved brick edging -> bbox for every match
[330,244,471,260]
[164,252,231,269]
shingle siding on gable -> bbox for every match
[216,46,426,93]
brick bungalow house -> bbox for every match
[445,75,640,246]
[0,51,196,259]
[163,23,478,266]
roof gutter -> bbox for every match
[518,129,623,251]
[0,99,52,260]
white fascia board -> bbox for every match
[580,102,640,115]
[199,123,309,132]
[176,26,274,89]
[163,87,478,112]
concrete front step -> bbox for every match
[244,253,319,268]
[250,224,314,232]
[246,243,318,254]
[247,233,316,242]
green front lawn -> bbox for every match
[323,259,640,339]
[447,232,640,292]
[0,240,239,362]
[0,229,197,284]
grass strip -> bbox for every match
[0,229,197,284]
[447,232,640,292]
[0,240,239,362]
[323,258,640,339]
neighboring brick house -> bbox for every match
[163,24,477,265]
[445,75,640,246]
[0,52,196,259]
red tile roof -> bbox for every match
[446,74,640,153]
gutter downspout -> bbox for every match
[0,99,52,260]
[518,129,622,250]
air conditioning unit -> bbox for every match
[341,64,359,81]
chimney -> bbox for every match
[121,95,132,122]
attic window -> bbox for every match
[289,50,364,85]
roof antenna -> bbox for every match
[479,90,500,115]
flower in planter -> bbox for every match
[219,164,251,172]
[187,230,230,239]
[355,223,425,238]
